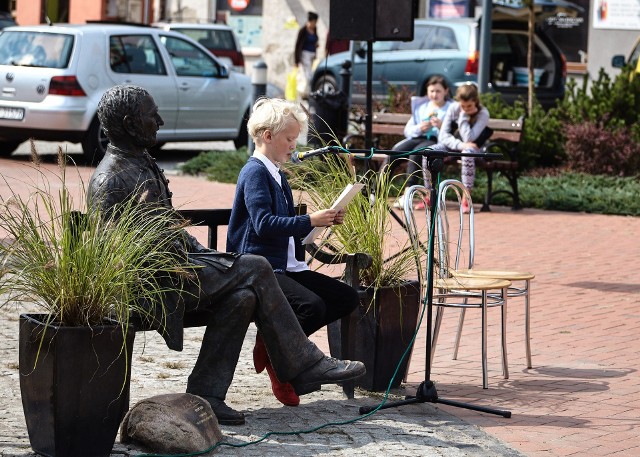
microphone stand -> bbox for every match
[346,146,511,418]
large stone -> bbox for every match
[120,393,223,454]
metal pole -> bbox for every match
[365,40,373,149]
[248,60,267,155]
[478,0,493,93]
[339,59,352,140]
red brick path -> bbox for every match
[2,158,639,456]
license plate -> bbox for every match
[0,106,25,120]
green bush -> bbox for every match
[460,171,640,216]
[179,148,249,184]
[480,93,565,170]
[557,67,640,131]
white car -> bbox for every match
[153,22,245,74]
[0,23,253,163]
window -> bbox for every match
[396,25,432,51]
[173,28,236,51]
[110,35,166,75]
[160,35,220,77]
[0,31,73,68]
[427,27,458,50]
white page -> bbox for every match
[301,183,365,245]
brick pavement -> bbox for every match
[1,158,639,456]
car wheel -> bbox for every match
[81,117,109,165]
[0,140,23,157]
[313,74,338,94]
[233,111,249,149]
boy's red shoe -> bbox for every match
[253,333,300,406]
[265,361,300,406]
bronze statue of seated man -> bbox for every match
[87,84,365,426]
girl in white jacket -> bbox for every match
[424,83,491,212]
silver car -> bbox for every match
[0,24,252,163]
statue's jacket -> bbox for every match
[88,145,239,351]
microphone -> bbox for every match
[291,146,334,163]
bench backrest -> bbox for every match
[367,112,523,144]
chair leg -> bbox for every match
[453,308,466,360]
[430,305,445,369]
[525,280,532,369]
[482,290,488,389]
[501,287,509,379]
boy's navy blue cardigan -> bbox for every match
[226,157,312,272]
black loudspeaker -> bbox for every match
[330,0,415,42]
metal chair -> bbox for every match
[437,179,534,369]
[403,185,511,389]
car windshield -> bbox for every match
[0,31,74,68]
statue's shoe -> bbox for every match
[198,396,245,426]
[291,357,366,396]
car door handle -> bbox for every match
[179,83,190,91]
[414,57,426,62]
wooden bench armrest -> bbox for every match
[481,140,518,163]
[178,208,232,249]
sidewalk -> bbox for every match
[1,158,639,456]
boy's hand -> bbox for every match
[310,209,338,227]
[333,208,346,225]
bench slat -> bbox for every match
[371,113,409,123]
[488,131,521,142]
[372,124,406,136]
[348,112,524,211]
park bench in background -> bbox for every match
[343,112,524,211]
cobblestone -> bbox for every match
[0,305,521,456]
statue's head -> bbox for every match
[97,84,163,150]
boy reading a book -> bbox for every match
[227,98,359,408]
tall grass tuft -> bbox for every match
[288,155,417,297]
[0,151,195,331]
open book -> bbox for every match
[302,183,365,245]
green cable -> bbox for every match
[137,173,440,457]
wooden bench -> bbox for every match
[124,207,371,399]
[343,112,524,211]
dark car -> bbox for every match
[311,18,566,109]
[0,11,16,30]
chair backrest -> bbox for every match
[436,179,475,273]
[402,185,432,284]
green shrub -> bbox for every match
[179,148,249,184]
[480,93,565,169]
[557,67,640,130]
[465,171,640,216]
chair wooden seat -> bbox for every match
[436,277,512,291]
[450,268,534,368]
[453,269,534,281]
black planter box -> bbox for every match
[353,280,421,392]
[19,313,135,457]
